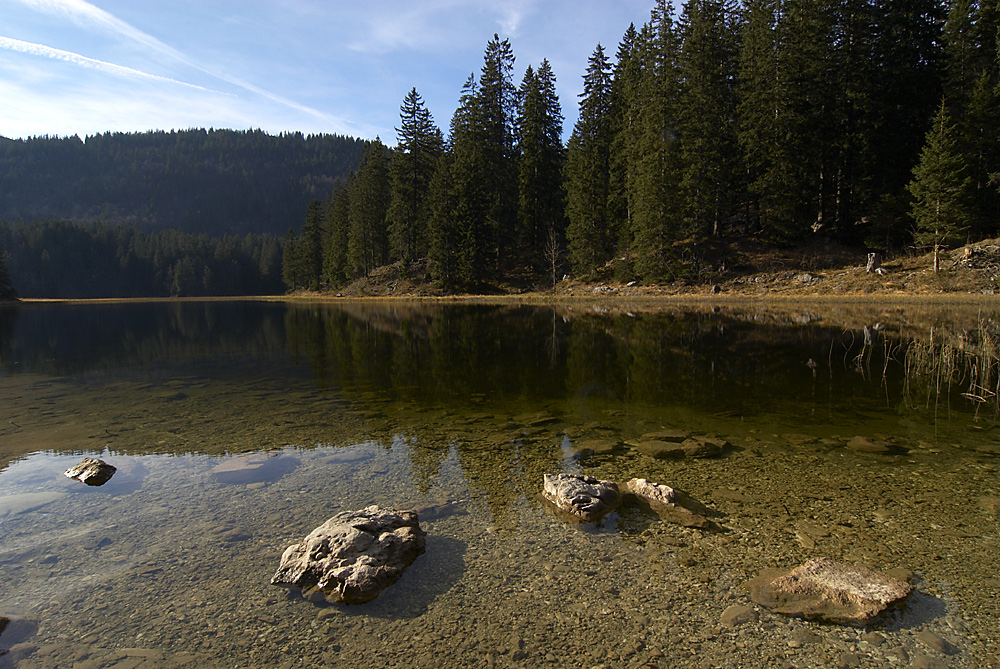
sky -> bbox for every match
[0,0,654,144]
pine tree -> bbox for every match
[443,36,519,285]
[388,88,444,268]
[565,44,614,276]
[427,152,461,287]
[0,249,16,300]
[908,101,973,272]
[608,24,642,263]
[677,0,739,242]
[477,34,519,273]
[300,199,324,289]
[631,1,685,280]
[347,139,391,277]
[867,0,946,249]
[322,177,352,285]
[516,59,565,271]
[736,0,788,240]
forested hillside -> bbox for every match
[283,0,1000,292]
[0,129,368,236]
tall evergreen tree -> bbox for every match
[388,88,444,268]
[322,177,352,285]
[908,101,973,272]
[867,0,946,249]
[347,139,391,277]
[516,59,565,271]
[631,1,685,280]
[736,0,787,240]
[565,44,615,276]
[677,0,739,242]
[442,36,519,285]
[608,24,642,261]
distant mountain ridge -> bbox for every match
[0,129,368,235]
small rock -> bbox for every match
[916,631,956,655]
[719,605,757,627]
[624,478,709,529]
[634,435,725,459]
[640,431,688,443]
[63,458,116,486]
[541,473,620,523]
[846,436,891,453]
[909,655,949,669]
[836,652,861,668]
[211,453,298,485]
[977,496,1000,515]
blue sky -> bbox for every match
[0,0,654,143]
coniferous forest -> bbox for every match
[284,0,1000,292]
[0,129,366,297]
[2,0,999,298]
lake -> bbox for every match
[0,298,998,668]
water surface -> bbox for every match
[0,299,998,668]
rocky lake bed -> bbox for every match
[1,299,999,668]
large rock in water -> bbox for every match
[270,505,425,604]
[63,458,116,486]
[542,473,621,523]
[747,557,913,625]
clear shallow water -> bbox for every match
[0,299,998,668]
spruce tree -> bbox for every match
[677,0,739,242]
[347,139,391,277]
[388,88,444,268]
[631,1,685,280]
[477,34,519,273]
[300,199,324,290]
[908,101,973,272]
[322,177,352,286]
[516,59,565,271]
[608,24,642,262]
[736,0,788,240]
[565,44,614,276]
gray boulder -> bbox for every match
[542,473,620,523]
[746,557,912,625]
[270,505,425,604]
[63,458,116,486]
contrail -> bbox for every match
[0,36,217,92]
[14,0,342,124]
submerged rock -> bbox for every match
[211,453,298,485]
[746,557,912,625]
[624,478,709,529]
[634,435,727,459]
[270,505,425,605]
[542,473,620,523]
[63,458,116,486]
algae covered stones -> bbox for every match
[63,458,116,486]
[271,505,425,605]
[542,473,621,523]
[747,557,913,625]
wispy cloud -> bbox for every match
[0,36,215,91]
[13,0,340,125]
[17,0,186,60]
